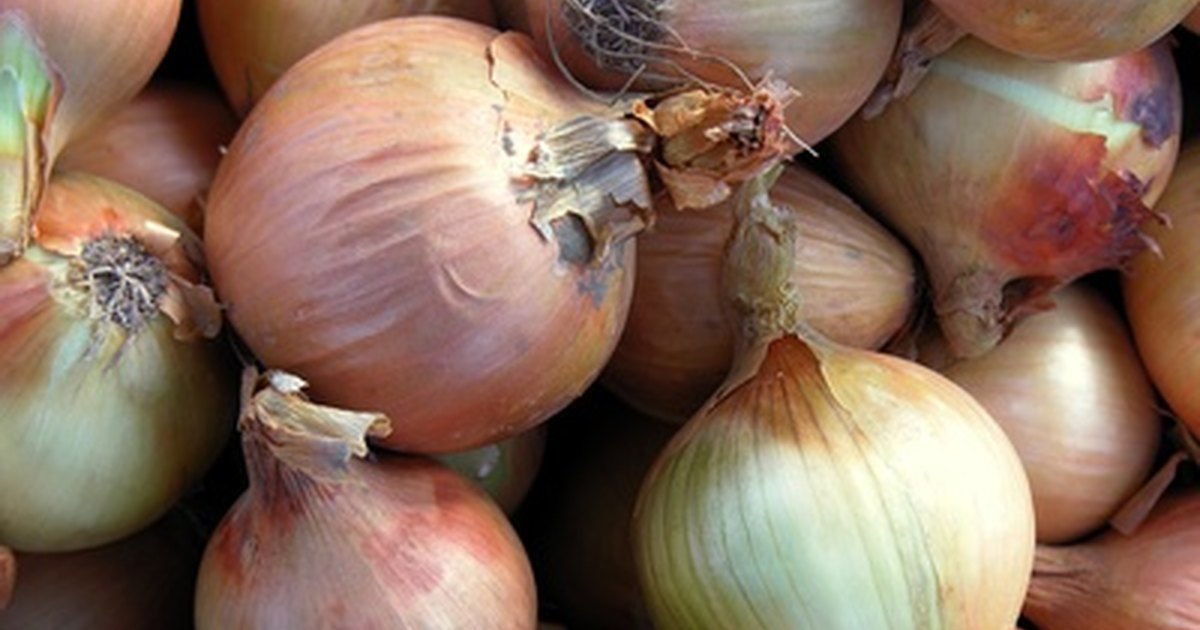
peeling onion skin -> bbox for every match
[1124,141,1200,439]
[831,38,1181,359]
[603,165,916,423]
[204,18,639,454]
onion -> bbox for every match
[1185,5,1200,33]
[57,81,238,234]
[631,170,1035,628]
[1124,140,1200,439]
[920,283,1161,544]
[196,0,497,117]
[0,511,203,629]
[435,424,548,515]
[604,164,917,422]
[0,171,235,552]
[0,545,11,610]
[831,37,1181,359]
[1024,491,1200,630]
[194,370,538,629]
[929,0,1196,61]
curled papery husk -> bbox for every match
[498,0,903,146]
[631,171,1035,629]
[922,283,1161,544]
[604,164,917,422]
[0,511,203,629]
[0,171,235,552]
[204,17,657,454]
[194,371,538,629]
[929,0,1196,61]
[196,0,497,116]
[831,38,1181,359]
[57,82,238,234]
[1124,141,1200,439]
[1024,492,1200,630]
[435,424,548,515]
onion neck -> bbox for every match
[1024,544,1103,622]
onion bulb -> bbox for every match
[0,171,235,552]
[435,425,547,515]
[929,0,1196,61]
[604,164,916,422]
[497,0,903,145]
[57,82,238,234]
[921,283,1161,544]
[194,370,538,629]
[1124,141,1200,439]
[631,170,1035,628]
[831,38,1181,359]
[1024,492,1200,630]
[196,0,497,117]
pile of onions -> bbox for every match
[194,370,537,629]
[203,17,664,454]
[1024,491,1200,629]
[832,37,1181,359]
[631,171,1035,628]
[921,283,1161,543]
[434,425,547,515]
[497,0,904,145]
[0,171,235,552]
[196,0,497,116]
[604,164,916,422]
[929,0,1196,61]
[57,82,238,234]
[1124,141,1200,438]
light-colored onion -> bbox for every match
[435,424,547,515]
[604,164,916,422]
[832,37,1181,359]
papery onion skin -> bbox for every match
[831,38,1181,359]
[1124,141,1200,438]
[604,165,916,422]
[929,0,1196,61]
[197,0,497,116]
[205,18,641,454]
[927,283,1161,544]
[0,172,236,552]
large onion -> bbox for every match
[832,37,1181,359]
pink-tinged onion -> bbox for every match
[194,371,538,629]
[196,0,497,117]
[604,164,916,422]
[831,37,1181,359]
[1124,140,1200,439]
[57,82,238,234]
[921,283,1161,544]
[1024,491,1200,630]
[435,425,548,515]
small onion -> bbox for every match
[435,424,548,515]
[921,283,1161,544]
[832,37,1181,359]
[1024,492,1200,630]
[631,170,1035,628]
[194,371,538,629]
[604,164,916,422]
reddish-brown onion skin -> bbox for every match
[204,18,635,454]
[1186,6,1200,33]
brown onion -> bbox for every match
[1025,492,1200,630]
[922,283,1161,544]
[604,164,916,422]
[832,37,1181,359]
[194,371,538,629]
[1185,5,1200,33]
[197,0,497,116]
[435,424,548,515]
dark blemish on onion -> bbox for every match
[1128,87,1176,149]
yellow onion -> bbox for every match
[196,0,497,117]
[604,164,916,422]
[921,283,1161,544]
[1124,141,1200,439]
[57,81,238,234]
[631,170,1035,628]
[435,424,548,515]
[929,0,1196,61]
[0,511,202,628]
[1024,492,1200,630]
[0,171,235,552]
[832,38,1181,359]
[0,0,180,262]
[194,370,538,629]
